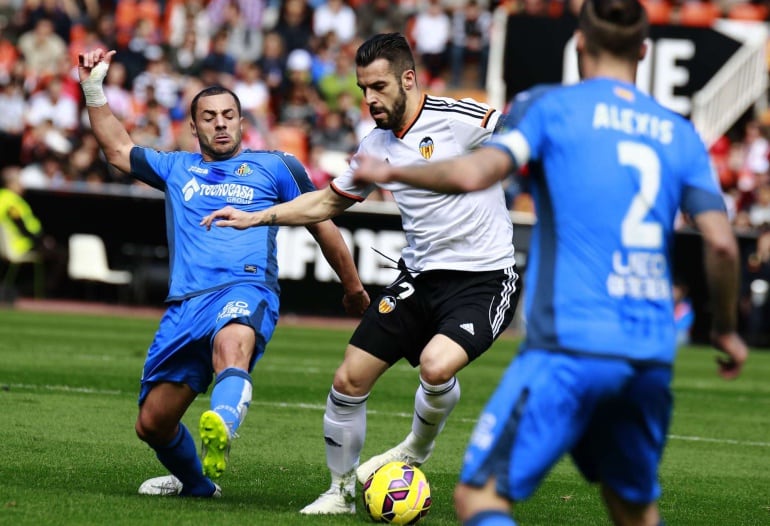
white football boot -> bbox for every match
[356,438,434,484]
[299,471,356,515]
[137,475,221,498]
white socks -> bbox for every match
[406,376,461,455]
[324,386,368,490]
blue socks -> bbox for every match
[154,424,216,496]
[210,367,253,436]
[465,510,517,526]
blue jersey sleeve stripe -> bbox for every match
[272,152,316,193]
[130,147,166,191]
[681,185,726,216]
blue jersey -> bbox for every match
[489,79,725,364]
[130,147,315,301]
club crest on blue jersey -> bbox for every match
[378,296,396,314]
[235,163,253,176]
[419,137,434,160]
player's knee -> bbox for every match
[419,358,456,385]
[135,412,174,446]
[332,366,373,397]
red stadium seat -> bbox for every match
[273,125,309,166]
[728,3,768,21]
[641,0,673,25]
[677,1,722,27]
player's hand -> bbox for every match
[77,49,115,83]
[342,288,370,316]
[352,155,393,185]
[200,206,255,230]
[711,331,748,380]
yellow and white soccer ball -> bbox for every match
[362,461,432,524]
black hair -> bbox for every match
[579,0,648,62]
[355,32,416,77]
[190,86,242,118]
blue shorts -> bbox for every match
[138,283,279,405]
[460,349,672,504]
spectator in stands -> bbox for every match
[749,182,770,229]
[356,0,408,39]
[313,0,357,45]
[217,0,264,63]
[132,46,182,111]
[19,149,68,188]
[318,47,362,113]
[449,0,492,89]
[411,0,452,88]
[233,60,270,121]
[306,142,336,189]
[310,109,358,155]
[206,0,266,37]
[277,49,323,133]
[102,60,137,128]
[0,78,25,169]
[26,75,79,133]
[17,17,68,80]
[168,32,205,78]
[271,0,314,55]
[258,30,288,122]
[166,0,211,60]
[23,0,74,45]
[199,28,238,88]
[0,20,19,81]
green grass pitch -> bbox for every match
[0,308,769,525]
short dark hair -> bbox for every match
[355,32,416,78]
[190,86,242,118]
[579,0,648,62]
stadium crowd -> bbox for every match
[1,0,770,335]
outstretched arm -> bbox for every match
[352,146,515,193]
[695,210,749,379]
[307,220,370,316]
[201,185,355,229]
[78,49,135,175]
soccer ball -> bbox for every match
[362,461,431,524]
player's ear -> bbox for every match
[190,120,198,138]
[639,40,648,61]
[403,70,416,90]
[575,30,585,53]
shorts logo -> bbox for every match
[460,322,475,335]
[419,137,434,160]
[235,163,253,176]
[378,296,397,314]
[217,300,252,321]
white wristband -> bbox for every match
[80,61,109,107]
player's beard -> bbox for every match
[372,86,407,130]
[200,129,242,161]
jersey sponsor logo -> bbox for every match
[419,137,435,160]
[235,163,253,176]
[378,296,396,314]
[460,322,475,336]
[188,165,208,175]
[244,264,257,273]
[182,176,255,204]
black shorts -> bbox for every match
[349,262,520,367]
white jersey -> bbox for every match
[332,93,516,273]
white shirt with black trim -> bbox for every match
[332,93,516,273]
